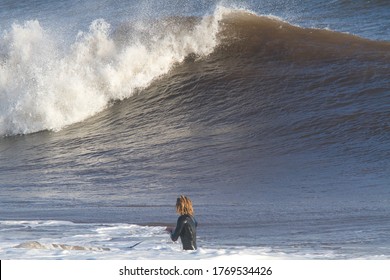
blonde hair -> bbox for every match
[176,195,194,216]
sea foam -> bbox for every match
[1,220,296,260]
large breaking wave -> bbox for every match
[0,6,228,136]
[1,6,389,136]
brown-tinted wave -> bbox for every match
[212,10,390,62]
[145,10,390,158]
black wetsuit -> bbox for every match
[170,214,197,250]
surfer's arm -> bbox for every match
[170,216,186,241]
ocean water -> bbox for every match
[0,0,389,260]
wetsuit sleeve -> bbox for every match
[170,216,186,241]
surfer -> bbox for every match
[168,195,197,250]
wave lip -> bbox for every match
[215,9,390,61]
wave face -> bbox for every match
[206,10,390,157]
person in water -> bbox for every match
[169,195,198,250]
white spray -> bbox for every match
[0,6,234,136]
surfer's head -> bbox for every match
[176,195,194,216]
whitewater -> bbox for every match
[1,220,303,260]
[1,0,390,260]
[0,7,225,135]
